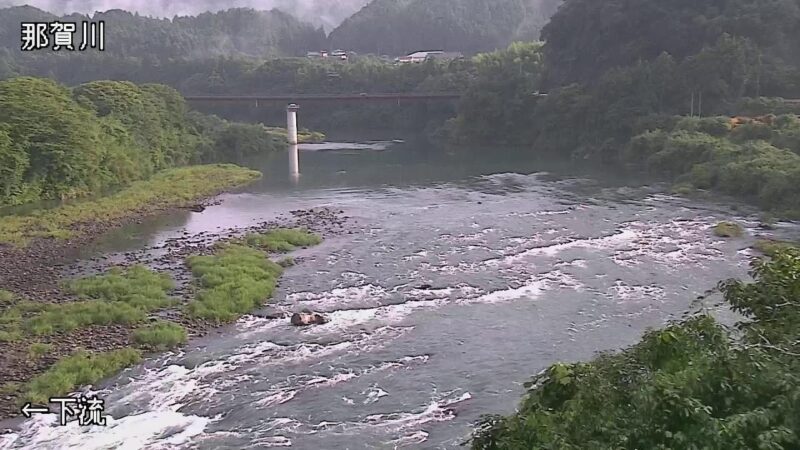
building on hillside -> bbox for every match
[395,51,464,64]
[306,50,329,58]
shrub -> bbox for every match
[132,321,188,350]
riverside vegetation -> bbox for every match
[472,250,800,450]
[0,228,322,411]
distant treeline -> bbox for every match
[329,0,562,56]
[0,77,283,207]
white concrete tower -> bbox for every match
[287,103,300,145]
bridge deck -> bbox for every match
[183,93,463,103]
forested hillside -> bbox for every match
[328,0,562,56]
[541,0,800,88]
[0,5,325,61]
[0,77,283,206]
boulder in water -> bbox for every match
[290,309,328,326]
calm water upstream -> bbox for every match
[0,138,769,449]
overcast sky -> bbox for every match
[0,0,372,29]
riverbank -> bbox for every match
[0,164,262,248]
[0,160,341,422]
[0,204,348,423]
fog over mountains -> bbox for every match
[0,0,371,29]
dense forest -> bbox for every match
[0,77,283,206]
[328,0,562,56]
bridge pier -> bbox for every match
[287,103,300,145]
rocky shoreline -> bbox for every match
[0,200,351,423]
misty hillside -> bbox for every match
[0,5,326,59]
[0,0,372,30]
[328,0,563,56]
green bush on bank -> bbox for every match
[22,348,142,405]
[624,116,800,217]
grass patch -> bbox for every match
[22,348,141,405]
[753,238,798,257]
[0,266,174,338]
[68,265,174,309]
[0,290,15,306]
[132,321,188,351]
[243,228,322,253]
[186,245,284,324]
[27,342,53,360]
[0,164,261,247]
[713,221,745,238]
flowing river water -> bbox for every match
[0,138,775,449]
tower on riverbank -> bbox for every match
[287,103,300,145]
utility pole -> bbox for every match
[698,91,702,118]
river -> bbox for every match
[0,138,765,449]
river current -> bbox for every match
[0,140,766,449]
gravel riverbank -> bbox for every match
[0,202,350,423]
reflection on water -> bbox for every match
[288,144,300,183]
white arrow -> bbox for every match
[21,403,51,418]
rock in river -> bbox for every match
[290,309,328,326]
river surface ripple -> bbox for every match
[0,142,767,449]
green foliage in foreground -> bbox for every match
[471,250,800,450]
[0,164,261,247]
[186,245,284,323]
[243,228,323,253]
[22,348,142,405]
[132,321,188,351]
[0,266,174,339]
[712,221,745,238]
